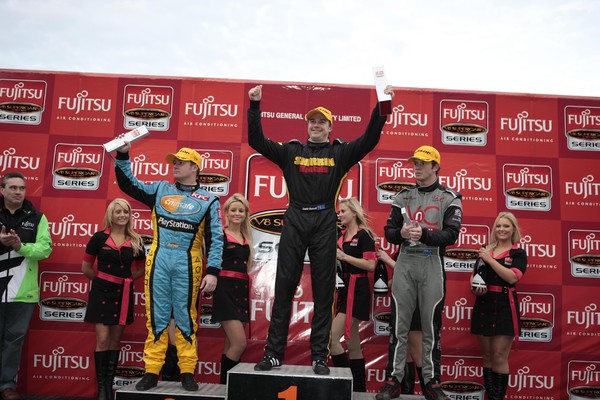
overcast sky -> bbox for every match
[2,0,599,97]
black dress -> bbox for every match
[83,229,145,325]
[470,246,527,336]
[336,229,376,321]
[211,232,251,323]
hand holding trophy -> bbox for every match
[401,207,421,247]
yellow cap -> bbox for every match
[305,106,333,125]
[408,145,441,165]
[166,147,202,169]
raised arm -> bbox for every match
[247,85,286,165]
[340,86,395,169]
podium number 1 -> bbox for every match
[278,386,298,399]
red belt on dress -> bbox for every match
[219,270,249,280]
[96,271,133,326]
[487,284,519,346]
[345,273,368,339]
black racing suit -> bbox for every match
[248,100,387,362]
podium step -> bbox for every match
[226,362,352,400]
[114,381,225,400]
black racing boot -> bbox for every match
[219,354,240,385]
[376,376,402,400]
[400,361,415,394]
[181,372,199,391]
[423,378,450,400]
[312,359,330,375]
[94,351,108,400]
[135,373,158,391]
[254,355,282,371]
[349,358,366,392]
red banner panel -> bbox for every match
[1,68,599,398]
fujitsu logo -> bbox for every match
[119,344,144,364]
[499,111,553,134]
[134,291,145,306]
[565,174,600,199]
[126,88,171,107]
[252,175,287,199]
[131,211,153,232]
[33,347,90,372]
[442,102,486,122]
[442,359,480,380]
[377,160,413,181]
[1,148,41,171]
[56,147,102,166]
[251,287,312,323]
[567,108,600,128]
[571,364,600,385]
[0,81,43,101]
[454,226,487,248]
[200,152,231,171]
[511,366,554,391]
[519,235,556,258]
[41,274,89,296]
[438,169,492,192]
[57,90,112,114]
[505,167,549,186]
[444,298,472,324]
[48,214,99,240]
[184,96,239,119]
[567,303,600,329]
[571,232,600,252]
[386,104,428,129]
[520,295,552,316]
[131,154,170,177]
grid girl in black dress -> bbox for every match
[211,193,253,384]
[82,198,145,400]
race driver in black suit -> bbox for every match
[248,84,395,375]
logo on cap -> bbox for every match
[306,107,333,125]
[166,147,203,170]
[408,145,441,164]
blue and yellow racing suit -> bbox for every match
[115,152,223,375]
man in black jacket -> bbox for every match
[0,172,52,400]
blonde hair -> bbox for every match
[491,211,522,246]
[223,193,253,261]
[338,198,376,240]
[103,198,144,255]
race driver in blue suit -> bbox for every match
[113,142,223,392]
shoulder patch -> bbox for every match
[441,186,461,199]
[191,192,209,201]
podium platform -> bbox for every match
[227,363,352,400]
[113,362,426,400]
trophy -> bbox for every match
[401,207,420,246]
[103,126,150,152]
[373,66,392,115]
